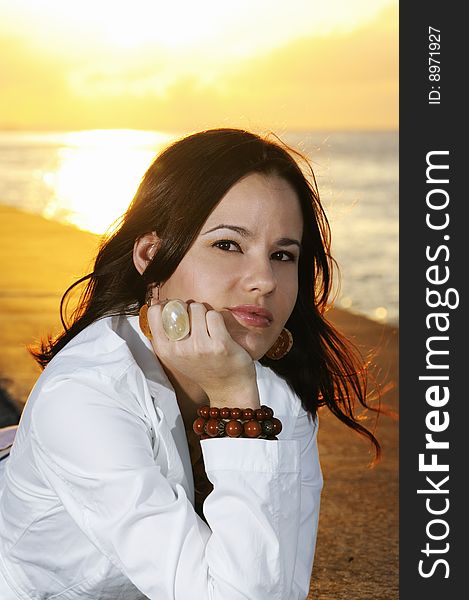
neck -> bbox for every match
[160,362,209,430]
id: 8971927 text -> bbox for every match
[428,26,441,105]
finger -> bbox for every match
[188,302,209,340]
[205,309,231,341]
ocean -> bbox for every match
[0,129,398,325]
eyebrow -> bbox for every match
[202,224,301,248]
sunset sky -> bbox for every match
[0,0,398,132]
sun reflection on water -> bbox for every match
[41,129,176,234]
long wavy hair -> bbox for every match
[31,128,380,458]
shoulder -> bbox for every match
[45,316,137,380]
[28,317,154,439]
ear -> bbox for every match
[133,232,160,275]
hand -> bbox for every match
[146,301,260,408]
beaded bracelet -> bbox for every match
[192,405,282,440]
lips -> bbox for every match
[227,305,273,328]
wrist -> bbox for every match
[206,382,260,410]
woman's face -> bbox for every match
[159,172,303,360]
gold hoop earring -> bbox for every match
[138,284,159,340]
[265,328,293,360]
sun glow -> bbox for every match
[97,1,227,50]
[3,0,395,54]
[0,1,398,131]
[40,130,175,234]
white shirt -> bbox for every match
[0,314,322,599]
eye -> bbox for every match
[271,250,296,262]
[212,239,242,252]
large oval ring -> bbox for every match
[161,300,190,341]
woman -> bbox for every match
[0,128,379,599]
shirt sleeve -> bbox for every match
[201,406,322,600]
[290,409,323,598]
[30,368,321,600]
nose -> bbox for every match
[242,256,277,296]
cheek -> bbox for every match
[162,258,228,304]
[277,273,299,317]
[161,264,195,300]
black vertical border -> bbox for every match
[400,3,465,598]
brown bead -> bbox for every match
[198,405,210,418]
[205,419,220,437]
[230,408,242,420]
[219,407,231,419]
[193,417,207,435]
[271,417,282,435]
[244,420,262,438]
[261,406,274,419]
[241,408,254,421]
[225,420,243,438]
[255,408,267,421]
[209,407,220,418]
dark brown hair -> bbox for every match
[31,128,380,457]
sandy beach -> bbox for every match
[0,205,398,599]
